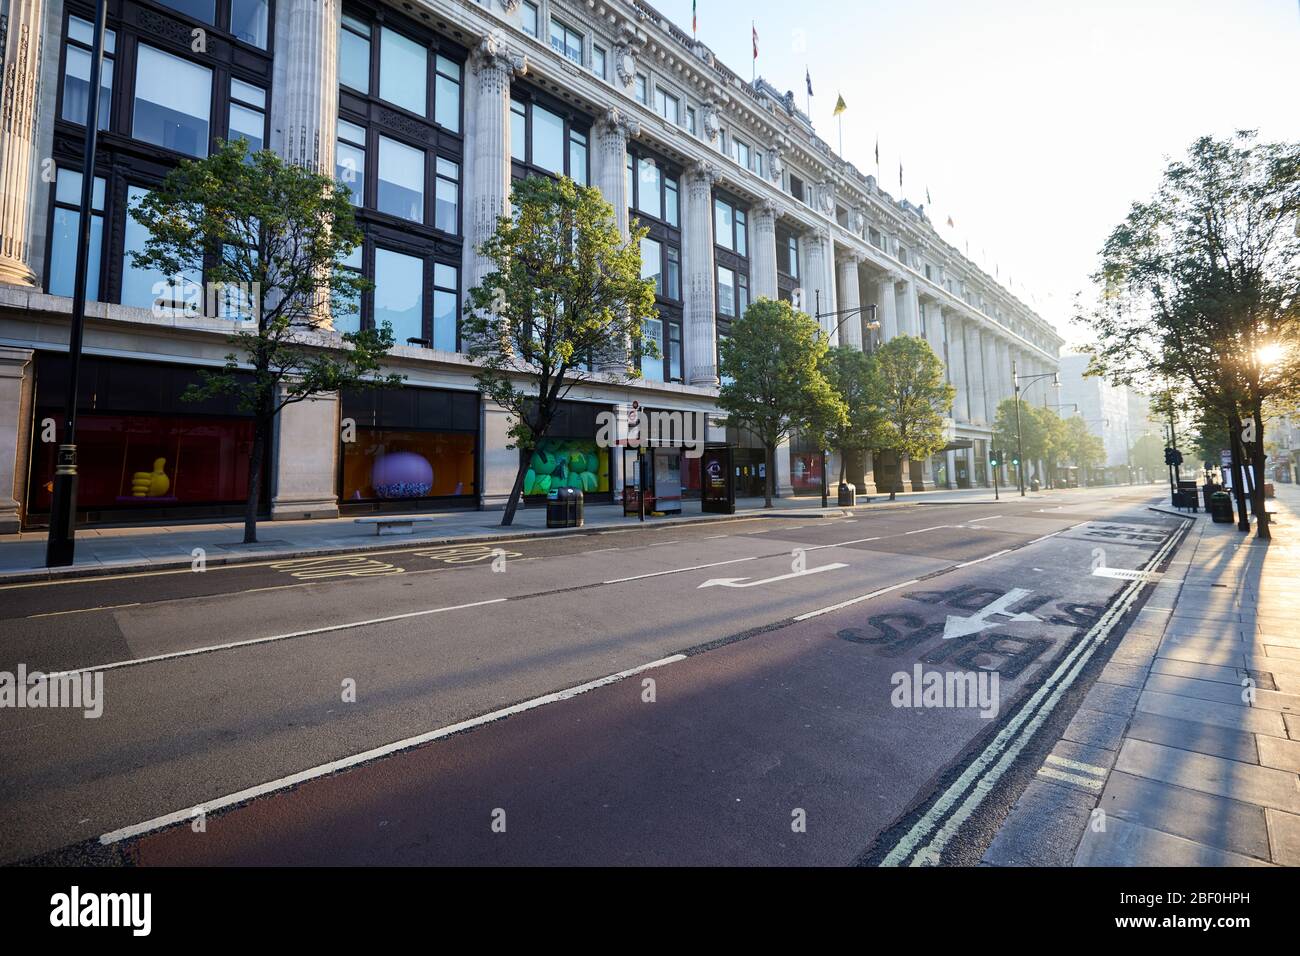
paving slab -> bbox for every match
[1124,711,1259,764]
[1136,690,1287,736]
[1062,707,1130,754]
[1265,809,1300,866]
[1257,735,1300,774]
[1095,771,1271,860]
[1115,738,1300,814]
[1075,817,1271,867]
[982,779,1096,867]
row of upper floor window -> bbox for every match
[498,4,1057,352]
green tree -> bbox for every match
[1130,432,1167,478]
[992,398,1059,485]
[1080,132,1300,538]
[718,298,846,507]
[130,139,401,544]
[1060,416,1107,472]
[866,336,955,501]
[462,176,657,526]
[815,345,881,484]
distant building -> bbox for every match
[1058,355,1131,469]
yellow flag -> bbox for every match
[833,94,847,116]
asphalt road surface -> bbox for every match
[0,486,1190,865]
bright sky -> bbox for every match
[653,0,1300,349]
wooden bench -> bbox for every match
[353,515,438,536]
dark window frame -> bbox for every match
[335,4,466,349]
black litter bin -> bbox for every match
[546,487,584,528]
[1210,491,1234,524]
[1202,483,1218,512]
[838,482,857,507]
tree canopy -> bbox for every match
[1079,132,1300,537]
[130,138,401,542]
[866,335,955,499]
[718,298,846,507]
[462,175,657,525]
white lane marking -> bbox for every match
[26,602,141,619]
[969,515,1004,523]
[98,653,686,846]
[805,535,881,551]
[904,525,951,535]
[954,549,1012,568]
[602,556,757,585]
[703,534,729,540]
[880,519,1189,866]
[647,539,682,547]
[698,562,848,589]
[1036,766,1105,792]
[793,579,921,621]
[1027,531,1063,544]
[43,598,509,679]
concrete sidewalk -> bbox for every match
[985,483,1300,867]
[0,483,1037,582]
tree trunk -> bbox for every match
[243,419,268,545]
[839,449,846,483]
[1248,406,1271,540]
[1227,418,1250,533]
[889,454,899,502]
[500,451,531,527]
[763,443,774,508]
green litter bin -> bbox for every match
[1210,491,1234,524]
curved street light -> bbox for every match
[1012,360,1061,496]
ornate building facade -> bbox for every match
[0,0,1061,530]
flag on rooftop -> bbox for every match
[805,67,813,97]
[833,94,847,116]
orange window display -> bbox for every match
[341,429,476,501]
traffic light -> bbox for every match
[989,450,1000,467]
[1164,447,1183,466]
[1012,456,1020,467]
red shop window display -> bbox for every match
[27,412,254,513]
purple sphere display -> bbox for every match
[372,451,434,499]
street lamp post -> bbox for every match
[1011,360,1060,497]
[46,0,110,568]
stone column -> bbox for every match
[775,437,794,498]
[594,109,638,239]
[945,449,958,490]
[0,0,46,286]
[749,200,778,300]
[876,274,899,341]
[925,300,946,367]
[948,314,971,423]
[468,32,527,293]
[981,328,1000,425]
[270,0,339,173]
[899,278,921,338]
[0,347,35,532]
[962,322,987,425]
[480,401,518,510]
[684,160,720,386]
[836,254,863,350]
[800,230,831,340]
[270,389,341,520]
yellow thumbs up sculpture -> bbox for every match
[131,457,170,497]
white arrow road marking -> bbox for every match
[698,562,848,589]
[942,587,1040,639]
